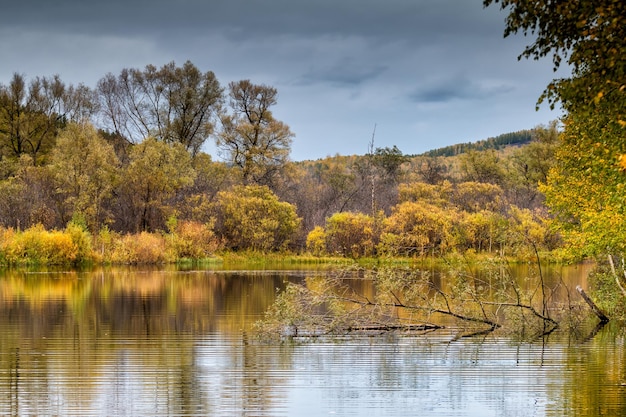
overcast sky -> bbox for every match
[0,0,565,161]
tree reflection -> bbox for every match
[0,268,298,415]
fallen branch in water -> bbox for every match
[255,265,569,340]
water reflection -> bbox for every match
[0,265,623,416]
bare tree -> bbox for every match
[96,61,223,156]
[217,80,293,187]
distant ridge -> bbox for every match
[419,130,533,157]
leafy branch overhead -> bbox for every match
[484,0,626,116]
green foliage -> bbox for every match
[485,0,626,280]
[484,0,626,118]
[215,185,301,251]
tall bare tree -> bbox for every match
[97,61,223,156]
[217,80,293,187]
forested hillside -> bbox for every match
[421,130,533,157]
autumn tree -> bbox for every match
[97,61,222,155]
[540,109,626,257]
[177,152,239,224]
[0,73,97,164]
[410,156,449,185]
[48,122,120,232]
[459,149,506,185]
[116,138,195,232]
[216,80,294,187]
[507,122,559,209]
[483,0,625,117]
[485,0,626,260]
[0,155,58,229]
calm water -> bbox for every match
[1,264,624,416]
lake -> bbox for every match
[1,263,624,416]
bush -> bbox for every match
[378,202,457,257]
[324,212,378,258]
[168,220,221,259]
[0,224,79,265]
[215,185,301,251]
[306,226,327,256]
[110,232,168,264]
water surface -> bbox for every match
[0,265,622,416]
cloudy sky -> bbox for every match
[0,0,565,161]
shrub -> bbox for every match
[110,232,167,264]
[0,224,79,265]
[168,220,221,259]
[324,212,378,258]
[378,202,457,257]
[215,185,301,251]
[306,226,327,256]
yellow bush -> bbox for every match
[110,232,167,264]
[306,226,327,256]
[0,225,79,265]
[168,220,221,259]
[324,212,377,258]
[379,202,457,257]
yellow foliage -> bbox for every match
[168,220,221,259]
[379,202,457,256]
[110,232,168,264]
[0,224,79,265]
[306,226,327,256]
[324,212,378,258]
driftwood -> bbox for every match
[576,285,609,323]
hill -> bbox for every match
[419,130,533,157]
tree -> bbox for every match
[540,109,626,258]
[48,122,120,232]
[217,80,294,187]
[507,123,559,209]
[483,0,626,117]
[459,149,506,185]
[97,61,222,155]
[0,73,97,164]
[485,0,626,261]
[0,155,59,229]
[118,138,195,232]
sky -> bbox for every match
[0,0,565,161]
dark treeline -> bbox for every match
[421,130,533,157]
[0,62,562,261]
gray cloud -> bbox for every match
[0,0,563,160]
[409,77,516,103]
[297,61,387,87]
